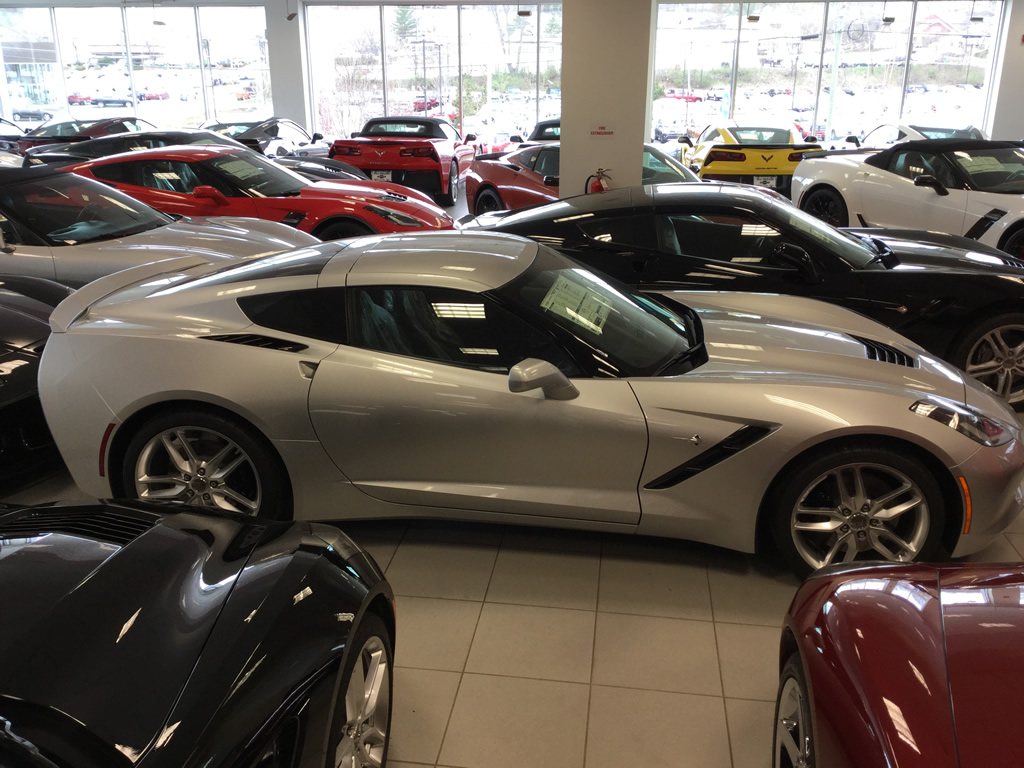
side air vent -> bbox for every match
[645,425,774,490]
[852,335,916,367]
[0,506,162,546]
[202,333,308,353]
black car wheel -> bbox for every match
[800,187,849,228]
[770,442,945,576]
[474,188,505,215]
[773,654,815,768]
[439,161,459,207]
[951,313,1024,407]
[1001,228,1024,259]
[318,220,374,241]
[329,613,393,768]
[121,408,290,519]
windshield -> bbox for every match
[0,173,171,246]
[643,146,700,183]
[914,126,986,140]
[762,199,879,268]
[360,120,438,138]
[731,127,793,143]
[27,121,102,138]
[201,152,307,197]
[495,245,698,377]
[946,146,1024,194]
[206,122,259,137]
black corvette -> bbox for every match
[0,501,394,768]
[0,276,72,480]
[22,130,368,183]
[465,183,1024,405]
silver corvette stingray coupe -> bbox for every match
[0,165,318,286]
[38,232,1024,573]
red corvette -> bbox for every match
[776,561,1024,768]
[465,143,700,215]
[67,145,454,240]
[329,117,476,206]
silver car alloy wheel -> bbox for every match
[790,462,929,569]
[335,635,390,768]
[964,323,1024,404]
[775,677,812,768]
[134,426,262,514]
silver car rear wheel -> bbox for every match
[774,655,814,768]
[134,426,262,514]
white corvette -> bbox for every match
[792,139,1024,257]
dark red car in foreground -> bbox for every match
[67,145,453,240]
[329,116,476,206]
[776,561,1024,768]
[16,117,156,153]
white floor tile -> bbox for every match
[466,602,595,683]
[599,539,712,620]
[386,538,498,601]
[708,556,800,627]
[393,596,482,672]
[726,697,776,768]
[486,545,600,610]
[389,667,461,765]
[716,623,781,701]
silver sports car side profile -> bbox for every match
[38,232,1024,574]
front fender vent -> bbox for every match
[852,335,916,367]
[376,192,408,203]
[202,333,308,353]
[645,425,774,490]
[0,506,161,546]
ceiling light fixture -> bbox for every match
[516,3,532,16]
[969,0,983,21]
[151,0,165,25]
[285,0,297,21]
[881,2,894,24]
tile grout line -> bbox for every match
[582,534,605,768]
[428,526,504,766]
[707,560,738,768]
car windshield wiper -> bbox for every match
[654,345,698,376]
[850,233,897,268]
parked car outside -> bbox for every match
[204,117,329,157]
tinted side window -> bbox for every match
[238,288,347,344]
[577,215,657,249]
[90,162,135,185]
[888,150,952,185]
[137,160,204,194]
[516,147,542,171]
[351,286,580,376]
[656,213,801,271]
[534,148,560,177]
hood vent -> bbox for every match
[202,333,308,353]
[0,506,161,546]
[377,192,408,203]
[852,335,916,367]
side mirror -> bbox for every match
[845,135,861,147]
[312,132,323,142]
[349,132,361,139]
[542,175,559,187]
[804,135,818,144]
[465,133,477,142]
[510,134,524,143]
[678,135,693,147]
[913,174,949,196]
[0,229,14,254]
[508,358,579,401]
[775,243,820,282]
[193,185,229,205]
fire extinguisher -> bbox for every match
[585,168,612,194]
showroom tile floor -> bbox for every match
[6,462,1024,768]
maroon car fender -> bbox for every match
[785,564,958,768]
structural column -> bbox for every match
[264,0,311,128]
[989,0,1024,139]
[560,0,658,195]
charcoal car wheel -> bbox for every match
[950,313,1024,407]
[474,188,504,215]
[319,220,374,241]
[773,654,814,768]
[1001,228,1024,259]
[122,409,290,519]
[439,162,459,206]
[770,444,945,576]
[330,613,393,768]
[800,187,848,227]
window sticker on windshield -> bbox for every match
[218,159,262,180]
[954,154,1005,174]
[541,275,612,334]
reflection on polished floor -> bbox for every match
[6,461,1024,768]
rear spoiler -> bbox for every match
[802,148,882,159]
[474,152,509,161]
[49,255,211,333]
[711,143,821,152]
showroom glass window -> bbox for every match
[197,7,273,123]
[0,7,64,125]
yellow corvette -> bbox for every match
[680,122,819,198]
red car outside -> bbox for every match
[776,561,1024,768]
[413,97,440,111]
[66,145,454,240]
[329,117,476,206]
[16,117,157,153]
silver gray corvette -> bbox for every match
[38,231,1024,573]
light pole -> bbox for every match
[792,34,819,110]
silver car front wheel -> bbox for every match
[952,315,1024,407]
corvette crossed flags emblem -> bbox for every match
[761,154,774,162]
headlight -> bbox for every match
[364,204,424,228]
[910,398,1018,447]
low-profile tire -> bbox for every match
[329,612,393,768]
[120,408,291,519]
[474,187,505,215]
[949,312,1024,408]
[1001,227,1024,259]
[438,161,459,207]
[12,113,21,121]
[318,220,374,241]
[769,442,946,577]
[773,653,815,768]
[800,187,848,228]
